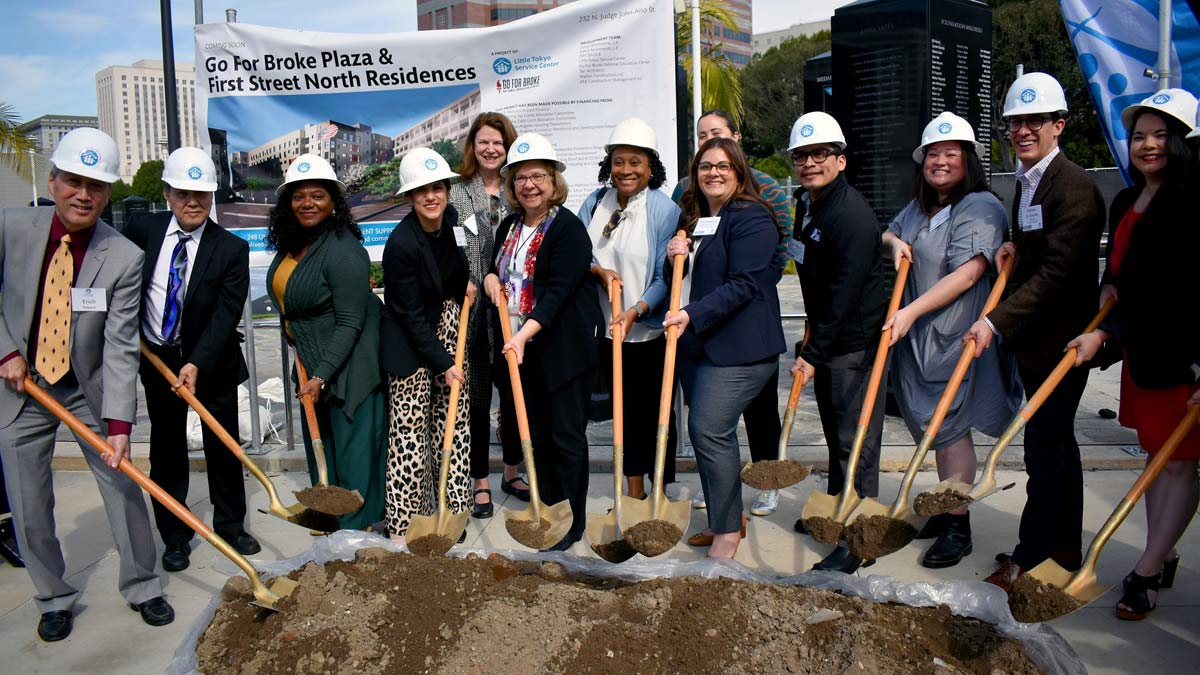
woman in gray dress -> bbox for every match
[447,112,531,519]
[881,112,1021,569]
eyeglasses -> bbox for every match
[1007,116,1053,133]
[697,161,734,174]
[514,172,550,186]
[791,148,840,165]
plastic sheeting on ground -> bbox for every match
[185,379,282,450]
[171,530,1085,675]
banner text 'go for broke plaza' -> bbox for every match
[193,0,677,266]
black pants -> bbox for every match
[140,344,247,546]
[1012,364,1088,570]
[468,321,522,480]
[598,336,677,484]
[0,454,9,514]
[814,349,887,499]
[743,367,781,464]
[494,343,593,548]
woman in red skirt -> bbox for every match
[1071,88,1200,621]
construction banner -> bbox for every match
[193,0,677,267]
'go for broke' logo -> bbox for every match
[493,58,513,75]
[187,166,203,180]
[80,149,99,166]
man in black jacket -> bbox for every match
[787,112,888,574]
[124,147,257,572]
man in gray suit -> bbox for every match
[0,128,174,642]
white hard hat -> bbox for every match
[276,153,345,196]
[161,147,218,192]
[49,127,120,184]
[502,133,565,175]
[913,112,986,163]
[787,111,846,152]
[1120,88,1199,135]
[605,117,658,156]
[1003,72,1068,117]
[395,147,459,196]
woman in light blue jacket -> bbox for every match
[578,118,681,500]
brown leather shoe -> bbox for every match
[687,516,747,547]
[984,560,1024,592]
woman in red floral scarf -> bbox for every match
[483,133,604,550]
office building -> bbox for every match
[96,60,199,183]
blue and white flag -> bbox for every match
[1059,0,1200,181]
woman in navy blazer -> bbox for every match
[664,137,786,559]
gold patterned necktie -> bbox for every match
[36,234,73,384]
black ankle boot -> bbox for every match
[0,517,24,568]
[915,512,949,540]
[921,513,972,569]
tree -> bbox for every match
[739,32,832,164]
[110,180,133,202]
[0,102,38,180]
[432,138,463,173]
[991,0,1111,169]
[676,1,743,128]
[130,160,166,203]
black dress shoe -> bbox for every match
[793,518,808,535]
[225,532,261,556]
[914,513,948,540]
[812,546,874,574]
[37,610,73,642]
[130,596,175,626]
[472,489,494,519]
[458,529,467,544]
[0,518,24,568]
[921,513,973,569]
[161,543,190,572]
[502,476,531,502]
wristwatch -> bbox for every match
[634,303,647,321]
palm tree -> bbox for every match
[0,102,38,180]
[676,0,743,128]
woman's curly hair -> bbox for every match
[266,180,362,255]
[596,147,667,190]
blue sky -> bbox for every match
[1,0,849,122]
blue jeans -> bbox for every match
[679,353,778,534]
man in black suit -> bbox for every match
[123,147,257,572]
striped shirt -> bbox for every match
[1014,146,1060,212]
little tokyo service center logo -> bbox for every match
[493,58,513,75]
[800,125,814,138]
[424,158,438,171]
[297,162,311,173]
[187,166,203,180]
[938,122,953,134]
[80,149,99,166]
[516,142,531,153]
[1152,93,1172,105]
[1020,88,1037,104]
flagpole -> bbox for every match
[1156,0,1172,90]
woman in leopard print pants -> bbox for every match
[379,147,477,544]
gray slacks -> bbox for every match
[0,374,161,613]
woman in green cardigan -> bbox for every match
[265,154,386,530]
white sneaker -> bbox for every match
[692,487,707,509]
[750,489,779,516]
[664,483,691,502]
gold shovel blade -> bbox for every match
[842,498,922,559]
[503,500,573,550]
[585,513,637,563]
[406,510,471,555]
[800,491,860,543]
[1019,560,1112,620]
[620,494,691,556]
[249,576,299,612]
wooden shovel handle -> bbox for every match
[440,296,472,453]
[496,296,532,444]
[923,257,1014,439]
[659,230,687,427]
[609,279,624,447]
[1019,297,1116,421]
[786,326,813,409]
[23,377,214,538]
[293,354,322,444]
[139,342,245,459]
[1125,404,1199,501]
[857,257,910,428]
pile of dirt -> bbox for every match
[294,486,364,516]
[506,517,554,549]
[198,550,1046,674]
[591,538,636,563]
[803,516,844,544]
[913,490,973,517]
[624,520,683,557]
[1007,575,1084,623]
[740,461,812,490]
[408,535,454,558]
[843,516,918,559]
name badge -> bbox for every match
[787,238,806,265]
[453,226,468,247]
[462,214,478,235]
[809,228,822,242]
[1019,205,1044,232]
[693,216,721,237]
[929,206,952,231]
[71,287,107,312]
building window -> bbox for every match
[492,8,537,20]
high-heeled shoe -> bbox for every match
[687,515,747,547]
[1160,555,1180,589]
[1116,570,1160,621]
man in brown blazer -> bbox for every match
[965,72,1106,590]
